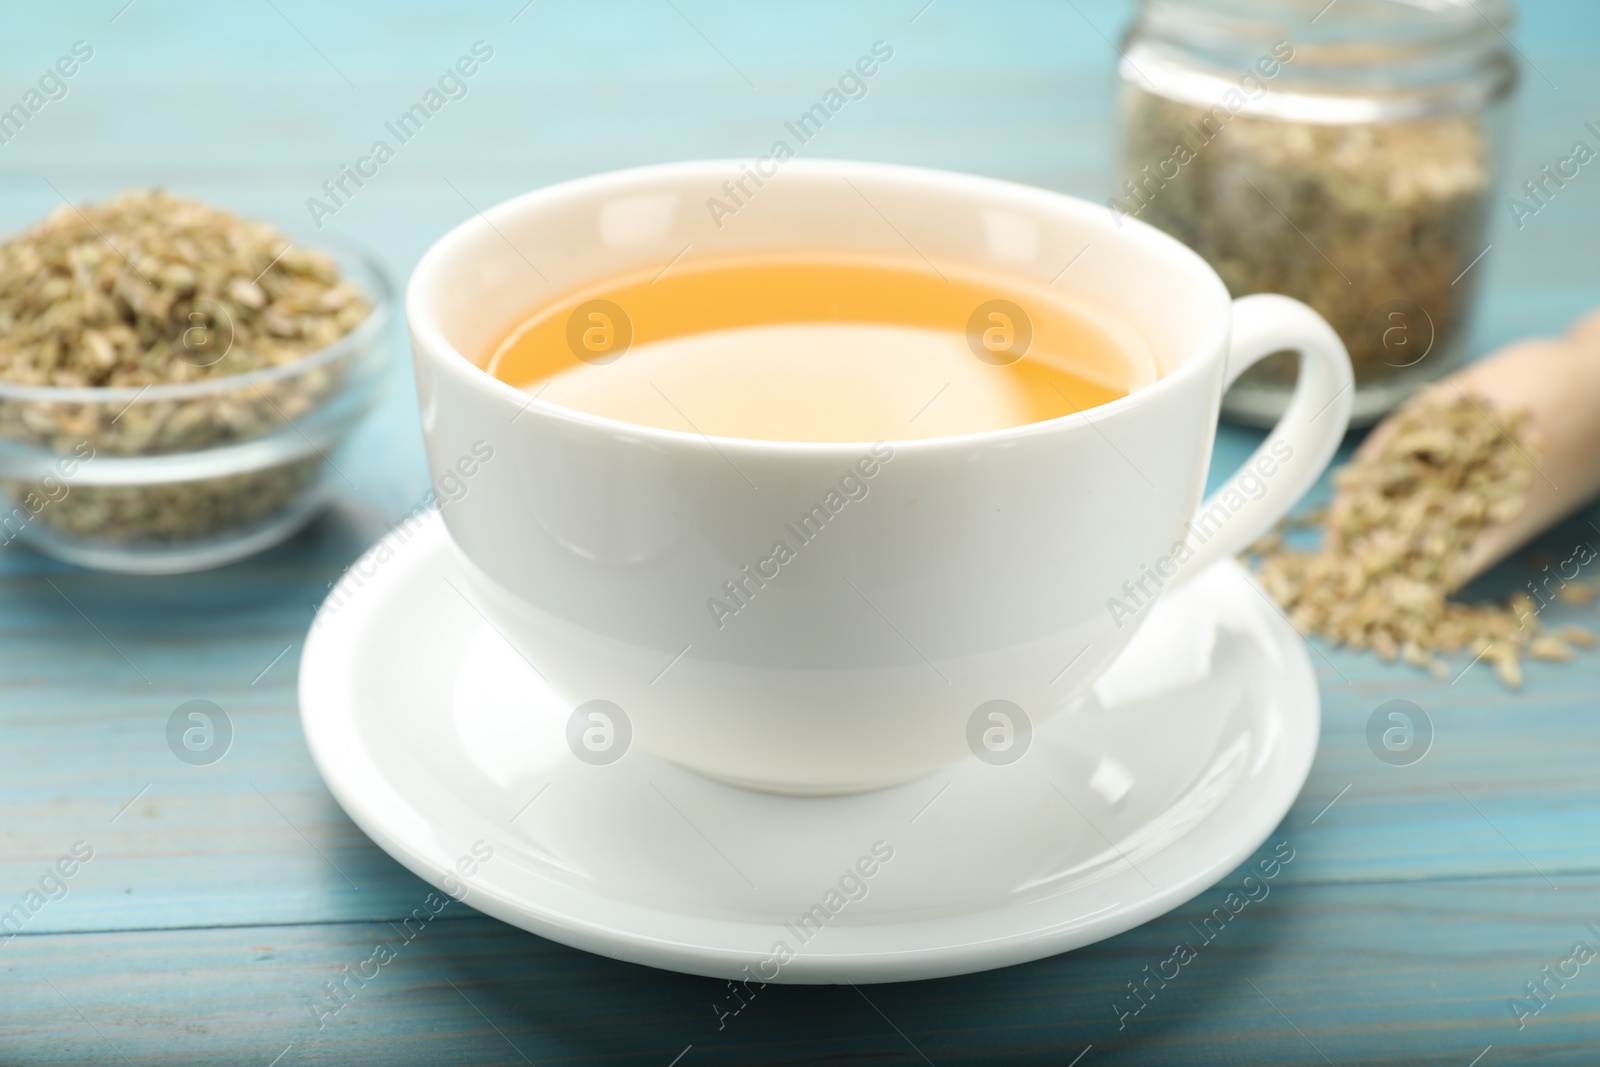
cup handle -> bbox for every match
[1174,293,1354,581]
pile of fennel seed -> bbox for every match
[0,189,373,545]
[1249,386,1594,688]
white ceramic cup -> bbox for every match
[407,159,1352,795]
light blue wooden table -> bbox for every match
[3,2,1599,1063]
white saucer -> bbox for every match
[300,512,1318,984]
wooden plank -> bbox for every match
[2,871,1597,1065]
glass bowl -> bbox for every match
[0,246,394,574]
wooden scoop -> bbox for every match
[1344,310,1600,586]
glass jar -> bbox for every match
[1115,0,1517,426]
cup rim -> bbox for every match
[407,158,1233,454]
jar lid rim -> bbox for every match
[1138,0,1514,39]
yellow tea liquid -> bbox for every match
[486,251,1155,442]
